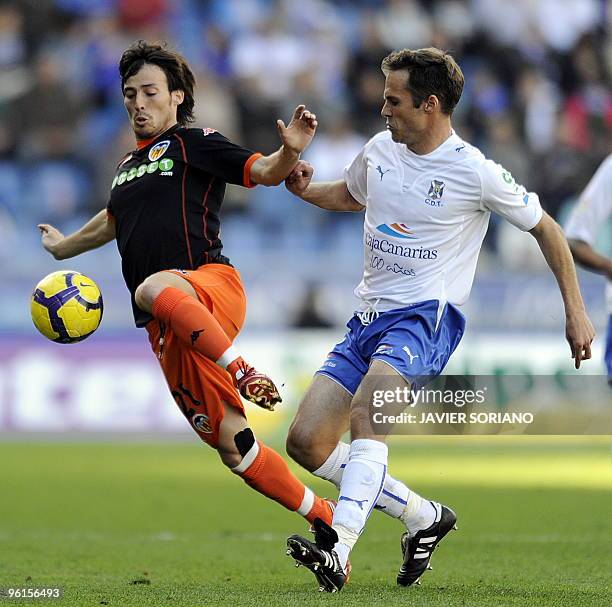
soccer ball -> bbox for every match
[31,270,103,343]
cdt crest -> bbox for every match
[428,180,445,199]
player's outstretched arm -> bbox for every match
[285,161,364,212]
[249,105,317,186]
[567,238,612,279]
[38,209,116,260]
[529,211,595,368]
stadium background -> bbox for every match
[0,1,610,605]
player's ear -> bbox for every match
[171,89,185,107]
[423,95,439,113]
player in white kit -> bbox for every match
[564,154,612,385]
[283,48,595,592]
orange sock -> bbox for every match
[232,440,333,525]
[152,287,240,367]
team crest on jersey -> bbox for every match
[192,413,213,433]
[148,140,171,162]
[202,128,217,136]
[428,180,445,199]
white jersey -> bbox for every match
[344,130,543,312]
[564,154,612,313]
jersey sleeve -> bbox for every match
[478,159,543,231]
[343,144,368,206]
[181,128,261,188]
[564,155,612,245]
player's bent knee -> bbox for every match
[234,427,255,457]
[136,271,199,314]
[134,277,165,312]
[220,427,258,472]
[218,447,242,469]
[286,428,324,471]
[285,426,305,462]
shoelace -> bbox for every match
[158,321,166,360]
[358,298,380,326]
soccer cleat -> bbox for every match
[397,502,457,587]
[228,358,282,410]
[286,518,348,593]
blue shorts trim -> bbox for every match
[316,371,356,396]
[316,300,465,394]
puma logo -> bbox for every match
[376,165,391,181]
[402,345,419,364]
[190,329,205,345]
[339,496,368,510]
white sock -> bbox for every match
[378,474,411,519]
[216,345,241,370]
[313,442,350,489]
[313,441,434,530]
[400,492,436,536]
[332,439,388,569]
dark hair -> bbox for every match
[119,40,195,125]
[381,47,464,115]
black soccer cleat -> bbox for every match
[397,502,458,587]
[286,518,348,593]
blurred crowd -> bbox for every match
[1,1,610,310]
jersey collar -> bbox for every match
[135,123,181,150]
[400,129,461,161]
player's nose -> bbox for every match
[134,92,146,110]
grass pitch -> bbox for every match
[0,437,609,606]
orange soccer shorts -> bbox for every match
[145,263,247,447]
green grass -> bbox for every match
[0,438,610,606]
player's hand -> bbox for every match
[38,223,65,259]
[565,310,595,369]
[277,104,317,155]
[285,160,314,196]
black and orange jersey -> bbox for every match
[107,124,261,327]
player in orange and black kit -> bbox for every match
[38,41,333,529]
